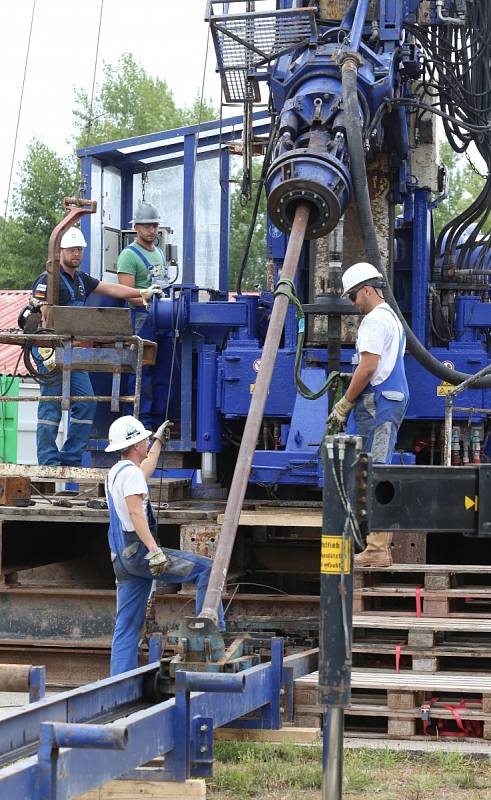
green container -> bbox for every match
[0,376,19,463]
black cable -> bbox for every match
[235,113,279,294]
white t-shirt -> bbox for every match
[106,460,148,532]
[356,303,404,386]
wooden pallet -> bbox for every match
[294,670,491,738]
[352,640,491,674]
[354,564,491,617]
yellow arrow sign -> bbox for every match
[465,495,478,511]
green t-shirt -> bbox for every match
[117,242,165,290]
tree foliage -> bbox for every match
[228,158,268,292]
[433,142,484,234]
[0,139,77,289]
[73,54,216,149]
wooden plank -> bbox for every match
[48,306,133,337]
[79,778,206,799]
[0,464,109,482]
[296,669,491,693]
[218,510,322,528]
[352,615,491,633]
[356,586,491,597]
[215,727,321,744]
[354,643,491,660]
[294,702,491,721]
[358,564,491,574]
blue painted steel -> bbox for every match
[411,188,431,344]
[148,633,163,664]
[183,134,197,284]
[343,0,370,51]
[72,3,491,485]
[0,642,287,799]
[44,721,128,750]
[79,155,92,276]
[197,345,222,452]
[28,667,46,704]
[175,671,245,694]
[219,146,230,294]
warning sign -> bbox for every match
[437,381,453,396]
[320,535,351,574]
[465,495,478,511]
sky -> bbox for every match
[0,0,225,215]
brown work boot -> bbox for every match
[354,532,393,568]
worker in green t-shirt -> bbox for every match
[117,202,167,428]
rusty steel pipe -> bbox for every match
[47,198,97,306]
[199,202,311,624]
[0,664,32,692]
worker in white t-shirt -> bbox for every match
[104,415,225,675]
[328,263,409,567]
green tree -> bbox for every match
[228,158,268,292]
[433,142,484,234]
[1,55,217,290]
[0,139,77,289]
[73,54,217,150]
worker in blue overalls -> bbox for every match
[32,227,162,466]
[328,262,409,567]
[105,415,225,675]
[117,202,167,430]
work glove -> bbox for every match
[328,395,354,427]
[38,346,57,372]
[139,284,163,309]
[145,546,168,577]
[154,419,173,445]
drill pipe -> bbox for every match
[199,202,311,624]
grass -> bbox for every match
[206,742,491,799]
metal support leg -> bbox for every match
[29,666,46,703]
[322,708,344,800]
[133,336,144,420]
[61,342,72,412]
[319,435,362,800]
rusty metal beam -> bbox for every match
[46,198,97,306]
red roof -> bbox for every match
[0,291,31,376]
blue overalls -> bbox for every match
[106,462,225,676]
[125,244,165,429]
[352,306,409,464]
[36,272,97,466]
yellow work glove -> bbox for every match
[38,346,57,372]
[153,420,173,445]
[145,546,168,577]
[328,395,354,427]
[139,284,163,309]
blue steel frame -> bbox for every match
[0,641,319,799]
[78,112,270,293]
[78,113,270,452]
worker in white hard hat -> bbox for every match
[31,226,162,468]
[104,415,225,675]
[328,262,409,567]
[117,202,167,430]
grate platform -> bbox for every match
[207,1,317,102]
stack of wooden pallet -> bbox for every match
[294,562,491,740]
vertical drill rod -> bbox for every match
[199,202,311,623]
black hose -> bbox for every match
[236,115,279,295]
[341,59,491,389]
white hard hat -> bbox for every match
[105,415,152,452]
[60,227,87,248]
[341,262,386,297]
[131,202,160,225]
